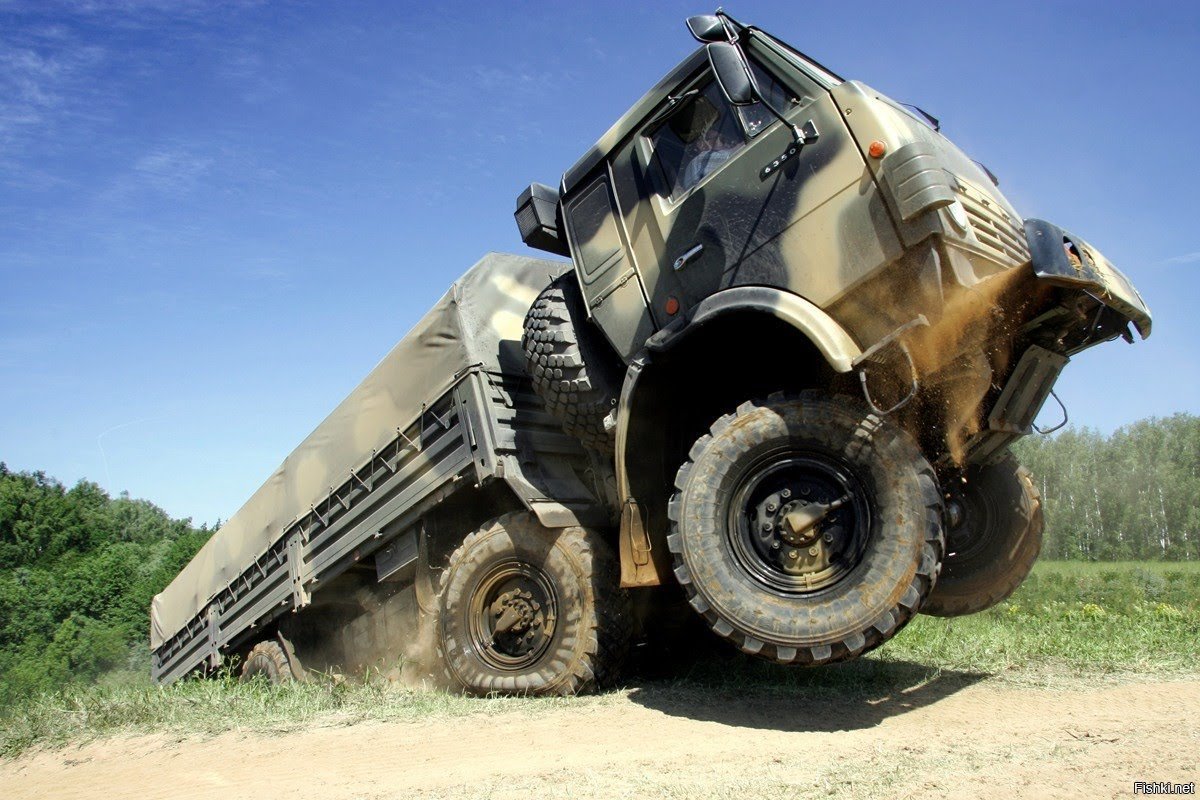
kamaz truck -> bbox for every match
[151,11,1151,694]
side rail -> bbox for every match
[152,381,482,683]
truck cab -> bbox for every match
[518,10,1148,478]
[516,10,1150,660]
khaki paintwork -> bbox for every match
[153,13,1155,668]
[546,16,1151,586]
[150,254,570,650]
[556,14,1149,411]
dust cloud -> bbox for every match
[901,267,1045,464]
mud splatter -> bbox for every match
[902,267,1042,465]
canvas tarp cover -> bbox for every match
[151,253,568,648]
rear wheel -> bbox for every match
[240,640,293,684]
[668,392,944,665]
[437,512,631,695]
[922,453,1043,617]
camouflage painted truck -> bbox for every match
[151,11,1151,693]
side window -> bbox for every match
[737,60,801,138]
[648,62,801,201]
[649,81,745,202]
[564,175,624,281]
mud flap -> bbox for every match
[619,499,665,588]
[411,525,440,679]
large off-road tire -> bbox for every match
[437,512,631,695]
[668,392,944,666]
[240,640,293,684]
[922,453,1043,617]
[522,276,620,454]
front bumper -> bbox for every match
[1025,218,1152,340]
[959,219,1151,465]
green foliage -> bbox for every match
[1014,413,1200,561]
[0,463,212,705]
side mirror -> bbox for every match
[686,15,727,43]
[706,42,755,106]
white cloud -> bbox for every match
[1162,251,1200,266]
[133,147,214,192]
[0,36,108,150]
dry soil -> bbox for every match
[2,676,1197,799]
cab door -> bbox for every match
[561,168,656,361]
[614,45,873,324]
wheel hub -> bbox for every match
[943,481,997,560]
[730,452,871,595]
[467,562,558,671]
[490,589,542,635]
[945,497,966,531]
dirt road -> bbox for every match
[3,676,1197,799]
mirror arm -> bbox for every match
[755,93,806,144]
[728,39,810,145]
[715,8,747,42]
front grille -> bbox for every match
[953,178,1030,264]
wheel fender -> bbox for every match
[612,288,863,587]
[645,286,861,373]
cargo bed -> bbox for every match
[152,254,608,683]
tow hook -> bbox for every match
[853,316,928,416]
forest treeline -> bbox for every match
[0,413,1196,702]
[1013,413,1199,561]
[0,463,212,704]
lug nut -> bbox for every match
[823,533,834,543]
[809,546,819,556]
[787,549,799,560]
[781,489,792,499]
[763,522,774,532]
[766,502,777,512]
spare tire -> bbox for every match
[921,452,1043,617]
[522,276,620,454]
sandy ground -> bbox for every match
[3,677,1197,800]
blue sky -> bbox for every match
[2,0,1197,526]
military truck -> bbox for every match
[151,10,1150,694]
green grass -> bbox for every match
[2,560,1197,759]
[882,560,1200,677]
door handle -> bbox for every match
[673,244,704,271]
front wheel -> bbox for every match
[437,512,631,695]
[921,453,1043,617]
[667,392,944,665]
